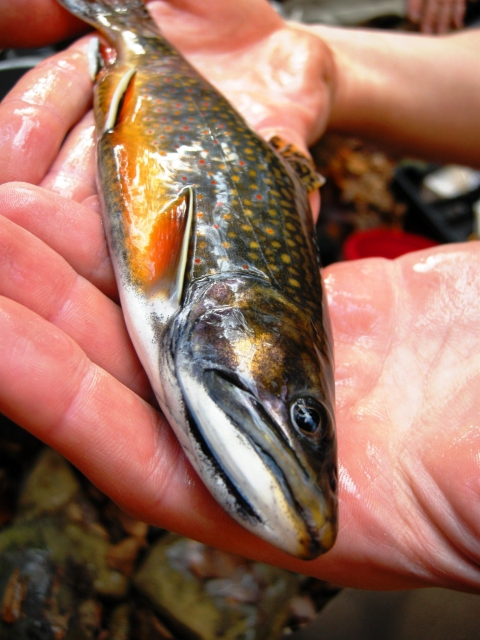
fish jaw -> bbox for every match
[176,365,336,559]
[166,276,338,560]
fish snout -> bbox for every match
[176,357,337,558]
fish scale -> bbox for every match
[99,43,323,314]
[57,0,337,559]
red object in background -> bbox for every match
[343,228,439,260]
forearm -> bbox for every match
[306,25,480,167]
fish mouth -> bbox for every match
[177,364,335,559]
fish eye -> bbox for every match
[290,397,328,436]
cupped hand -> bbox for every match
[0,0,479,592]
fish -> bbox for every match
[56,0,337,559]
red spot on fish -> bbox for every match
[256,194,263,200]
[218,124,224,129]
[176,103,182,107]
[183,126,190,131]
[239,161,245,166]
[213,224,220,229]
[182,176,187,181]
[211,180,217,185]
[217,202,223,206]
[197,212,204,217]
[199,159,205,164]
[195,258,201,264]
[165,78,171,82]
[156,99,162,103]
[213,140,218,145]
[242,264,249,269]
[179,136,185,140]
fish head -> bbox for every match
[173,275,337,559]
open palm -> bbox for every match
[0,0,478,591]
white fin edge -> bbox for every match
[173,186,194,307]
[102,66,136,133]
[86,36,100,81]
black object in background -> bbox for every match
[393,164,480,243]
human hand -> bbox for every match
[407,0,466,33]
[1,1,479,592]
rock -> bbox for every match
[16,448,81,522]
[133,533,302,640]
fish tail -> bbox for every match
[57,0,160,36]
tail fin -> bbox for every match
[56,0,160,36]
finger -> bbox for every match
[421,0,440,32]
[0,294,351,580]
[0,40,92,185]
[0,296,294,564]
[0,0,88,48]
[437,0,454,32]
[453,0,466,28]
[407,0,424,21]
[0,212,150,400]
[0,183,116,299]
[40,110,97,202]
[0,295,189,527]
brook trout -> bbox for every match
[57,0,337,559]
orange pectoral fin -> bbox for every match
[143,187,194,305]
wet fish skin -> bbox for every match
[56,0,337,559]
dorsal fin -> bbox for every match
[269,136,325,194]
